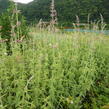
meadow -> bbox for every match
[0,28,109,109]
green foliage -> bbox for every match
[18,0,109,25]
[0,1,29,55]
[1,0,109,26]
[0,29,109,109]
[0,0,9,14]
[0,13,11,39]
[0,9,12,55]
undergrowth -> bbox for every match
[0,28,109,109]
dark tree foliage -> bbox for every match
[0,0,9,14]
[0,0,109,26]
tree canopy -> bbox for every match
[0,0,109,26]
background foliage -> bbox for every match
[0,0,109,26]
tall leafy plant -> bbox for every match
[0,10,12,55]
[0,1,29,55]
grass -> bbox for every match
[0,28,109,109]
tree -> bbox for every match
[0,0,109,26]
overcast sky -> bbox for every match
[14,0,33,4]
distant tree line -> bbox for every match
[0,0,109,26]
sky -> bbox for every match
[14,0,33,4]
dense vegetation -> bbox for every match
[0,28,109,109]
[0,0,109,25]
[0,1,109,109]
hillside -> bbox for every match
[18,0,109,25]
[0,0,109,25]
[0,0,9,14]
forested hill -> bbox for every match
[0,0,9,13]
[0,0,109,25]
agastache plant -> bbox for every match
[50,0,58,31]
[0,8,12,55]
[0,0,29,55]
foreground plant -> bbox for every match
[0,11,12,55]
[0,28,109,109]
[0,1,29,55]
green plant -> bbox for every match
[0,11,12,55]
[0,1,29,55]
[0,28,109,109]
